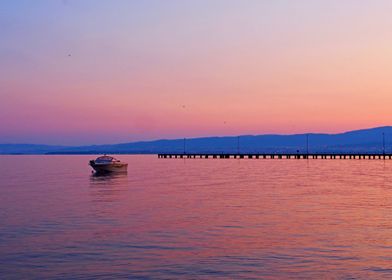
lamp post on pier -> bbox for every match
[237,136,240,155]
[383,133,385,156]
[306,134,309,156]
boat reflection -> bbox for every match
[90,170,128,181]
[89,171,128,204]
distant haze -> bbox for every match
[2,1,392,145]
[1,126,392,155]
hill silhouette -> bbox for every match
[1,126,391,155]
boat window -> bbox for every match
[95,156,115,163]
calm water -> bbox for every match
[1,155,392,279]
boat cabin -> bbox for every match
[94,156,119,163]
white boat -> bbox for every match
[89,155,128,173]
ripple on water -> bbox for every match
[2,156,392,278]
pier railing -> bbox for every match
[158,153,392,160]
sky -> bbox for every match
[1,0,392,145]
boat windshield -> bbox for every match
[95,156,116,163]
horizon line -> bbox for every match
[1,125,392,147]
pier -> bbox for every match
[158,153,392,160]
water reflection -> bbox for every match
[89,171,128,203]
[90,171,128,181]
[4,156,392,279]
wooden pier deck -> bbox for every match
[158,153,392,160]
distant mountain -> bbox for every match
[0,144,67,155]
[1,126,392,155]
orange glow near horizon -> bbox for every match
[2,1,392,144]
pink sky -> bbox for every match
[1,0,392,145]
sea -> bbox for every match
[1,155,392,279]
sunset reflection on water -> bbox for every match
[1,155,392,278]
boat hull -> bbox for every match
[89,161,128,173]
